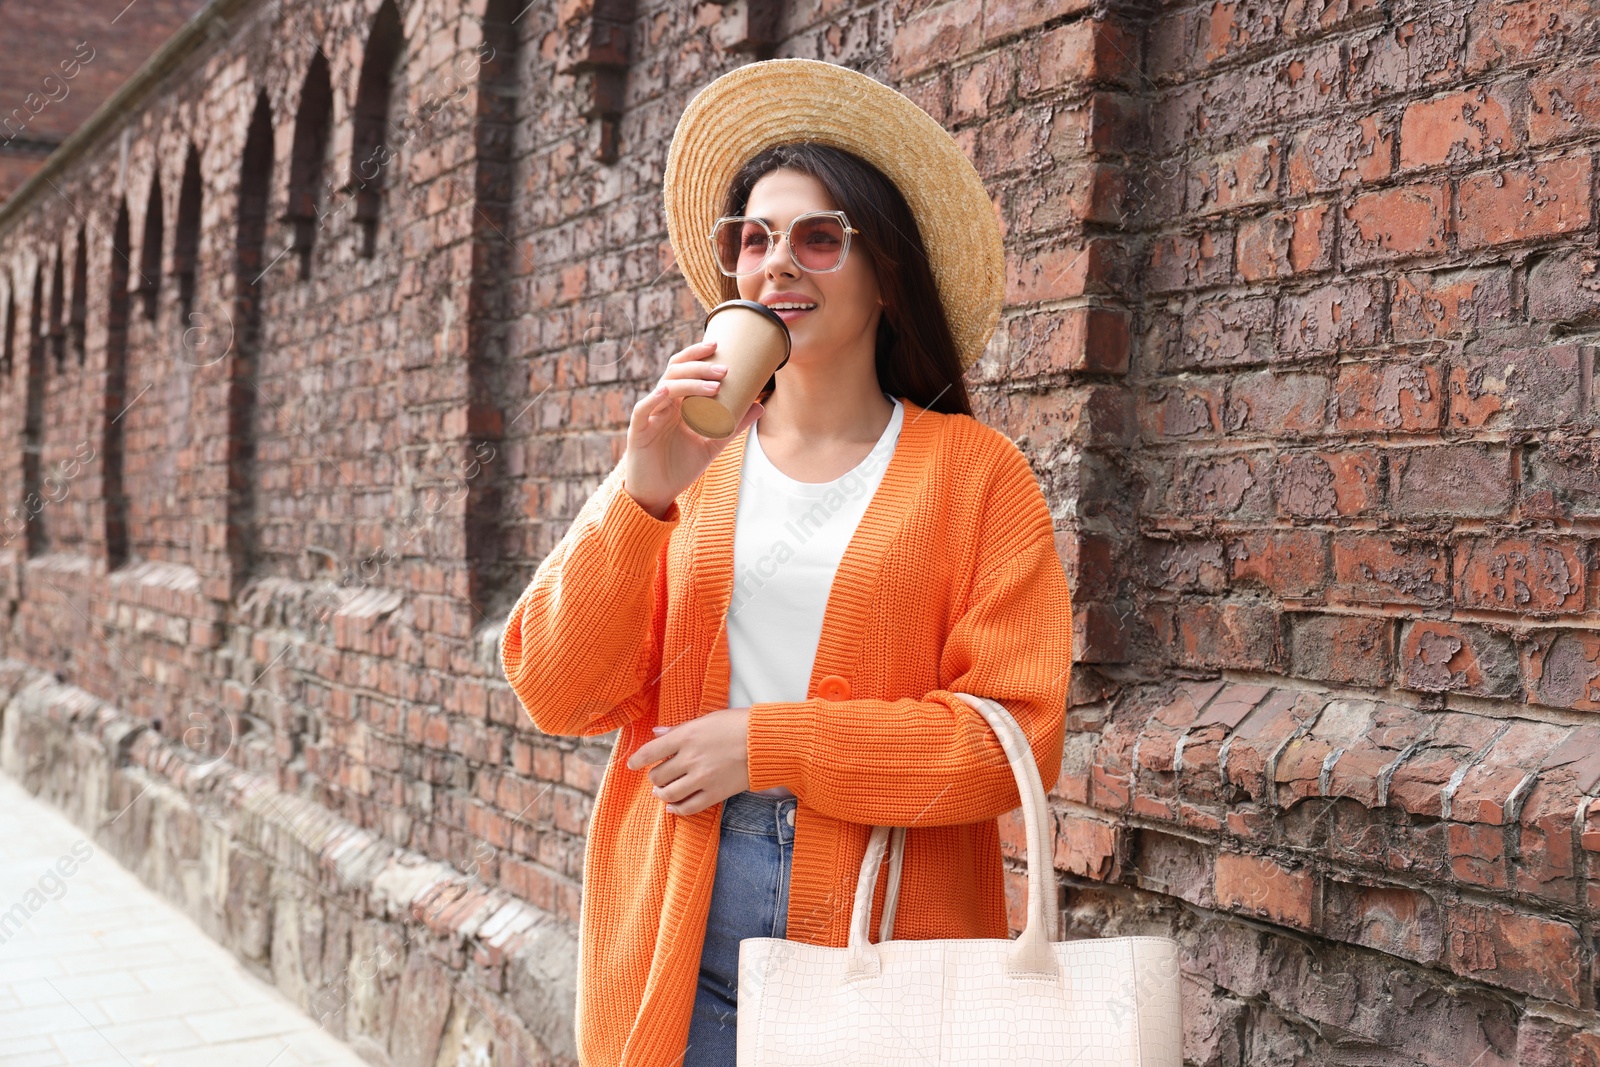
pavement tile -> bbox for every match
[0,774,368,1067]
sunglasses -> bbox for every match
[707,210,861,277]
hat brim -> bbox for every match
[662,59,1004,373]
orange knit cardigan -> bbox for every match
[501,394,1074,1066]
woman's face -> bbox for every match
[735,168,882,366]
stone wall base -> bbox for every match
[0,661,580,1067]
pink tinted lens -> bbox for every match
[789,216,846,271]
[713,219,768,275]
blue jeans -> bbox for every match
[683,789,797,1067]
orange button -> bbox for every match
[817,675,851,701]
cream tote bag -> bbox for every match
[735,692,1185,1066]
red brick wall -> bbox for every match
[1134,0,1598,711]
[1,0,1599,1062]
[0,0,206,201]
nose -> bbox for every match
[764,231,802,277]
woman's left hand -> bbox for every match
[625,706,752,816]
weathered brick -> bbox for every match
[1266,40,1344,120]
[1188,138,1281,215]
[1286,113,1394,194]
[1215,851,1315,929]
[1043,91,1145,162]
[1146,230,1234,294]
[1456,155,1593,250]
[1322,880,1442,963]
[1177,451,1273,520]
[1145,539,1228,593]
[1465,0,1600,73]
[1445,903,1582,1005]
[1392,267,1513,340]
[1277,279,1386,359]
[1447,346,1587,430]
[1399,85,1520,168]
[1060,530,1116,603]
[1074,601,1129,663]
[1454,536,1586,614]
[1178,682,1271,802]
[1131,829,1216,909]
[1017,19,1139,96]
[1052,812,1119,880]
[973,105,1056,178]
[1165,600,1281,671]
[1325,703,1434,809]
[1386,714,1505,819]
[993,305,1133,377]
[1528,249,1600,330]
[1523,440,1600,521]
[1221,689,1328,802]
[1530,59,1600,146]
[1398,620,1521,697]
[1197,1,1280,65]
[1516,1014,1600,1066]
[1333,359,1442,433]
[1389,445,1513,519]
[1450,720,1568,825]
[1143,380,1223,438]
[1331,534,1448,607]
[981,0,1096,43]
[1281,0,1382,39]
[1136,680,1230,822]
[1147,680,1229,749]
[890,0,984,79]
[1516,779,1582,905]
[1341,184,1448,265]
[949,48,1018,126]
[1003,239,1119,304]
[1274,449,1380,519]
[1447,821,1508,889]
[1235,203,1334,281]
[1178,295,1276,368]
[1144,5,1199,80]
[1224,370,1328,438]
[7,0,1600,1047]
[1525,630,1600,712]
[1216,694,1331,799]
[1275,697,1377,807]
[1345,17,1467,102]
[1226,530,1330,598]
[1287,613,1394,688]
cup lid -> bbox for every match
[705,298,793,366]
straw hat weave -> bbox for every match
[662,58,1005,372]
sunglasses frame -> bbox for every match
[707,210,861,278]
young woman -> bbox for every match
[502,59,1074,1067]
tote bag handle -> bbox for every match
[843,693,1060,981]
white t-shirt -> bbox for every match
[728,393,905,800]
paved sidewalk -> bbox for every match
[0,772,370,1067]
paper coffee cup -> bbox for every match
[680,299,791,439]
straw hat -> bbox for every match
[662,58,1005,372]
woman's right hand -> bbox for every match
[623,340,765,519]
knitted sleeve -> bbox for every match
[743,441,1073,827]
[501,460,679,738]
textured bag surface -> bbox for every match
[735,693,1184,1066]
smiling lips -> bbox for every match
[762,294,817,323]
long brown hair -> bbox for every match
[716,142,973,416]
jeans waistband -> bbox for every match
[720,789,797,842]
